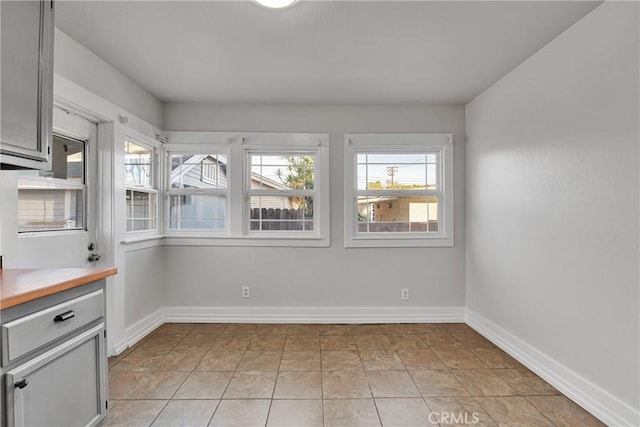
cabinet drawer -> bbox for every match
[1,290,103,365]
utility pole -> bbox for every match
[386,165,398,186]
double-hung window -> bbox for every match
[344,133,454,247]
[166,149,228,233]
[124,139,158,232]
[163,132,329,246]
[247,152,316,233]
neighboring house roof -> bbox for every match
[170,154,289,190]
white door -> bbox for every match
[14,106,101,267]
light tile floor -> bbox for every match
[104,323,604,426]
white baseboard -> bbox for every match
[466,308,639,427]
[122,308,165,349]
[163,306,465,324]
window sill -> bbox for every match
[18,229,88,239]
[162,235,330,248]
[345,235,453,248]
[121,233,164,244]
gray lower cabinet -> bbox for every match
[1,281,107,427]
[4,325,106,427]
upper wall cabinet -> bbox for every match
[0,1,54,170]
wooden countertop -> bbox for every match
[0,268,117,309]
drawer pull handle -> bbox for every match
[15,379,28,389]
[54,310,75,322]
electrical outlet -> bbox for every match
[242,286,250,298]
[401,288,410,301]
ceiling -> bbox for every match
[56,1,600,105]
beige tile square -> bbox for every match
[322,370,371,398]
[284,334,320,350]
[452,369,514,396]
[254,324,290,334]
[223,371,277,398]
[318,324,352,335]
[112,350,204,372]
[526,395,605,426]
[397,349,447,369]
[421,333,465,350]
[195,350,244,371]
[409,369,469,397]
[453,333,497,350]
[154,323,195,335]
[280,351,321,371]
[267,399,323,427]
[109,370,188,400]
[236,350,282,371]
[375,397,438,427]
[350,324,387,335]
[223,324,262,334]
[137,334,184,351]
[273,371,322,399]
[248,334,286,351]
[322,350,363,370]
[411,323,449,334]
[209,399,271,427]
[151,400,218,427]
[173,371,233,399]
[323,399,381,427]
[493,369,560,396]
[433,348,487,369]
[210,335,252,351]
[425,397,497,426]
[190,323,229,335]
[380,324,418,335]
[173,334,218,351]
[102,400,167,426]
[477,396,555,426]
[360,350,404,370]
[287,324,322,335]
[354,334,395,350]
[366,370,420,397]
[320,335,358,351]
[387,335,429,350]
[439,324,476,334]
[472,348,524,369]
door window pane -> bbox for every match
[17,135,86,232]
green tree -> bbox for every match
[275,156,314,217]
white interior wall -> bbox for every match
[124,246,165,328]
[162,104,466,313]
[54,29,163,129]
[465,2,639,425]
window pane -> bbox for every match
[356,152,436,190]
[18,185,84,232]
[249,196,314,231]
[126,190,157,232]
[169,194,226,230]
[356,195,438,233]
[17,135,86,232]
[124,140,152,187]
[250,154,314,190]
[170,154,227,189]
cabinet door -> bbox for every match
[5,324,107,427]
[0,0,54,166]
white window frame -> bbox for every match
[162,132,330,247]
[344,133,454,248]
[124,136,159,235]
[164,143,230,236]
